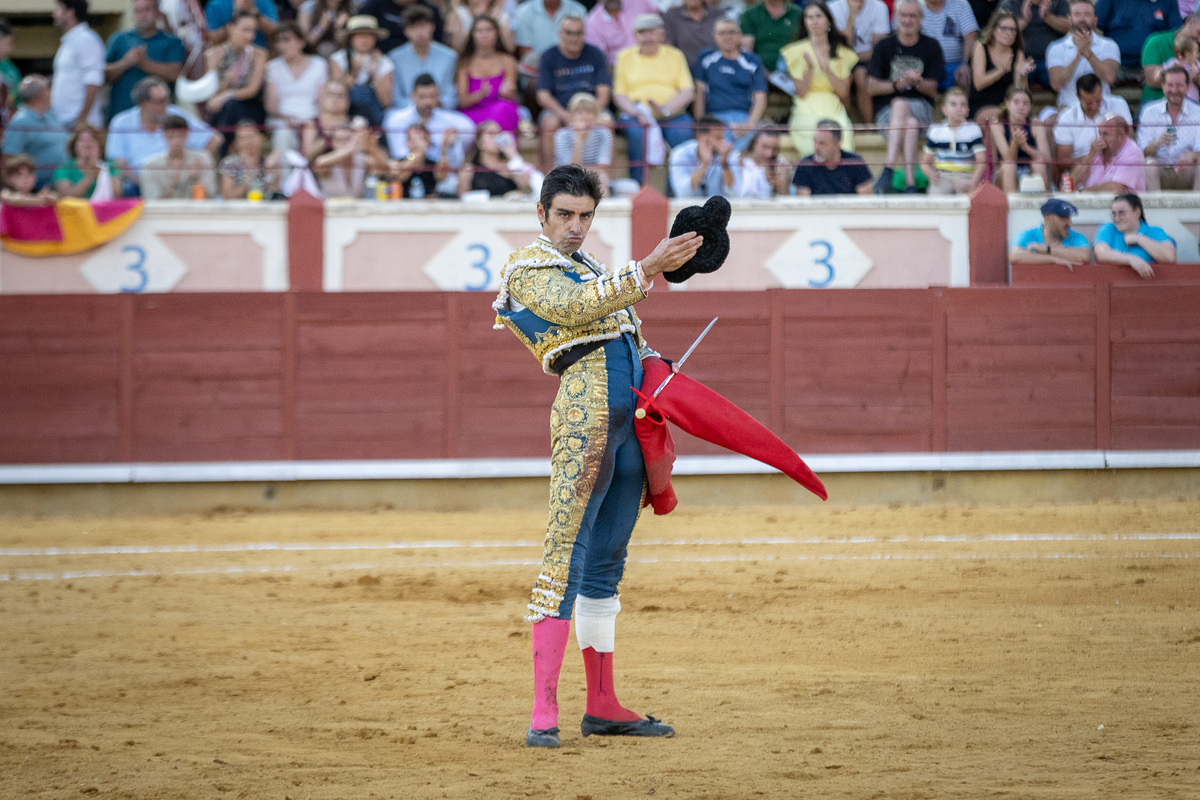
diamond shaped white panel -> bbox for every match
[421,227,515,292]
[79,229,187,294]
[763,226,874,288]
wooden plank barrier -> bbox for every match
[1,286,1198,464]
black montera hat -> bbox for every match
[664,195,731,284]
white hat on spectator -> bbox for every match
[633,14,663,31]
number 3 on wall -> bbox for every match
[807,239,835,288]
[465,243,491,291]
[119,244,149,293]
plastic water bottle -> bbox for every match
[409,177,425,199]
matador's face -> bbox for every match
[538,194,597,256]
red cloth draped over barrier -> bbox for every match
[0,199,143,256]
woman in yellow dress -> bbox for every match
[779,1,858,158]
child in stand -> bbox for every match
[1,155,58,207]
[921,87,987,195]
[553,93,613,193]
[1163,31,1200,104]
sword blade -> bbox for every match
[651,316,718,398]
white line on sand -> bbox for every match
[1,550,1194,582]
[3,532,1198,558]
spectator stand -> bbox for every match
[1008,191,1200,275]
[1,0,126,69]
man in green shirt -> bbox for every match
[740,0,802,75]
[1141,10,1200,104]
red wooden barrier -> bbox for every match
[968,183,1009,286]
[1011,263,1200,285]
[629,186,669,262]
[2,287,1198,464]
[287,190,324,292]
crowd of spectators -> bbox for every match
[0,0,1199,205]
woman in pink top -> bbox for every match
[455,15,521,135]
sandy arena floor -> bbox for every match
[2,501,1199,799]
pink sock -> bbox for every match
[530,618,570,730]
[582,647,641,722]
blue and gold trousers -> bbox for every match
[526,334,647,622]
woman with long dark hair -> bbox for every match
[203,11,269,154]
[445,0,514,53]
[778,1,857,157]
[968,9,1032,123]
[457,119,532,196]
[455,15,521,135]
[989,86,1051,192]
[1093,193,1176,279]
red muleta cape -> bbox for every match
[631,356,827,515]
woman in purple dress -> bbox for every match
[454,15,520,135]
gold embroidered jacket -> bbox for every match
[492,236,653,374]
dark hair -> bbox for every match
[276,20,304,40]
[413,72,438,90]
[744,127,780,154]
[1075,73,1102,95]
[66,124,106,159]
[162,114,189,131]
[797,1,849,53]
[695,114,727,134]
[402,5,435,27]
[229,9,258,28]
[0,21,12,38]
[1113,193,1146,223]
[979,8,1024,54]
[1163,64,1191,84]
[539,165,603,215]
[58,0,89,25]
[457,14,512,72]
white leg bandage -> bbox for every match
[574,595,621,653]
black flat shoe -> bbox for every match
[581,714,674,738]
[526,727,560,748]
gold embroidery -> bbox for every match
[526,358,610,622]
[493,240,648,375]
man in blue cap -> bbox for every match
[1009,197,1093,266]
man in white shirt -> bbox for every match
[1137,65,1200,190]
[829,0,890,122]
[382,73,475,168]
[51,0,106,127]
[106,76,219,192]
[668,116,739,198]
[1053,72,1132,171]
[1045,0,1119,109]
